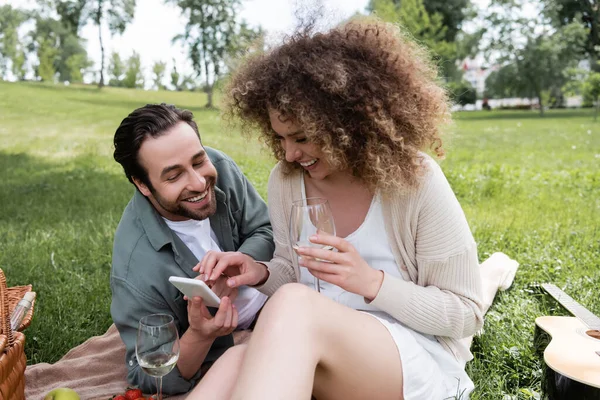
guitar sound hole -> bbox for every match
[585,330,600,340]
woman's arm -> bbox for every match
[253,163,299,296]
[370,158,484,339]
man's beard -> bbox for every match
[150,179,218,221]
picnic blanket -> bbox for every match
[25,252,518,400]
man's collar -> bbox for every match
[132,186,227,252]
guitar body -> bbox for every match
[535,316,600,400]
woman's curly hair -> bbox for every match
[225,17,451,192]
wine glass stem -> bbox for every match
[159,376,164,400]
[315,276,321,293]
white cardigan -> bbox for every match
[255,155,484,363]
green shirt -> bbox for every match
[110,147,274,394]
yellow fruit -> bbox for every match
[44,387,80,400]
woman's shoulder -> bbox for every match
[384,152,445,198]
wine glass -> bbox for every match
[289,197,336,292]
[136,314,180,400]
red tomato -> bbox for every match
[113,396,127,400]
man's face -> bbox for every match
[133,121,218,221]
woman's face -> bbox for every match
[268,109,333,181]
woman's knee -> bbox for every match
[259,283,317,325]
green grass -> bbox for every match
[1,81,599,399]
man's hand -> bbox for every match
[193,251,269,289]
[185,295,238,340]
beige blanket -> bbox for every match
[25,252,518,400]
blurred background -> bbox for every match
[2,0,597,113]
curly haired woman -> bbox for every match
[189,17,484,400]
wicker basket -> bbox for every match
[0,269,36,400]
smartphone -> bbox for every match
[168,276,221,308]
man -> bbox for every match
[111,103,274,394]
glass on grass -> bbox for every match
[290,197,336,293]
[136,314,180,400]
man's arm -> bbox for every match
[177,296,238,379]
[111,276,234,394]
[212,153,275,261]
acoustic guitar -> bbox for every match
[535,283,600,400]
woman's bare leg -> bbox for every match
[187,344,247,400]
[231,283,403,400]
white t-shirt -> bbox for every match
[163,218,267,330]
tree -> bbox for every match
[29,16,64,82]
[487,25,585,115]
[56,33,92,82]
[122,51,143,88]
[89,0,136,88]
[564,66,600,120]
[170,0,262,107]
[152,60,166,90]
[482,1,586,115]
[170,61,181,90]
[0,5,28,80]
[108,51,125,86]
[542,0,600,71]
[55,0,88,35]
[368,0,456,79]
[447,80,476,106]
[37,39,58,81]
[422,0,472,42]
[583,73,600,120]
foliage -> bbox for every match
[0,5,29,80]
[447,80,477,106]
[169,62,196,91]
[56,33,93,83]
[54,0,88,35]
[108,51,125,87]
[36,39,58,82]
[87,0,136,87]
[542,0,600,70]
[152,60,167,90]
[122,51,144,89]
[29,17,65,82]
[482,1,587,115]
[563,66,600,119]
[170,0,262,107]
[422,0,472,42]
[368,0,456,79]
[583,72,600,120]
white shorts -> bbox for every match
[365,311,474,400]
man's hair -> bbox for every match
[113,103,201,186]
[225,18,450,192]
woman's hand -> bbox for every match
[193,251,269,289]
[208,275,239,302]
[295,234,384,301]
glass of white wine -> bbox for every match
[136,313,180,400]
[290,197,336,293]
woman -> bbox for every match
[190,18,484,400]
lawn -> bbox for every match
[1,81,599,399]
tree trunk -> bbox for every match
[204,55,212,108]
[595,96,599,121]
[97,2,105,89]
[98,23,105,88]
[206,87,213,109]
[537,93,544,117]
